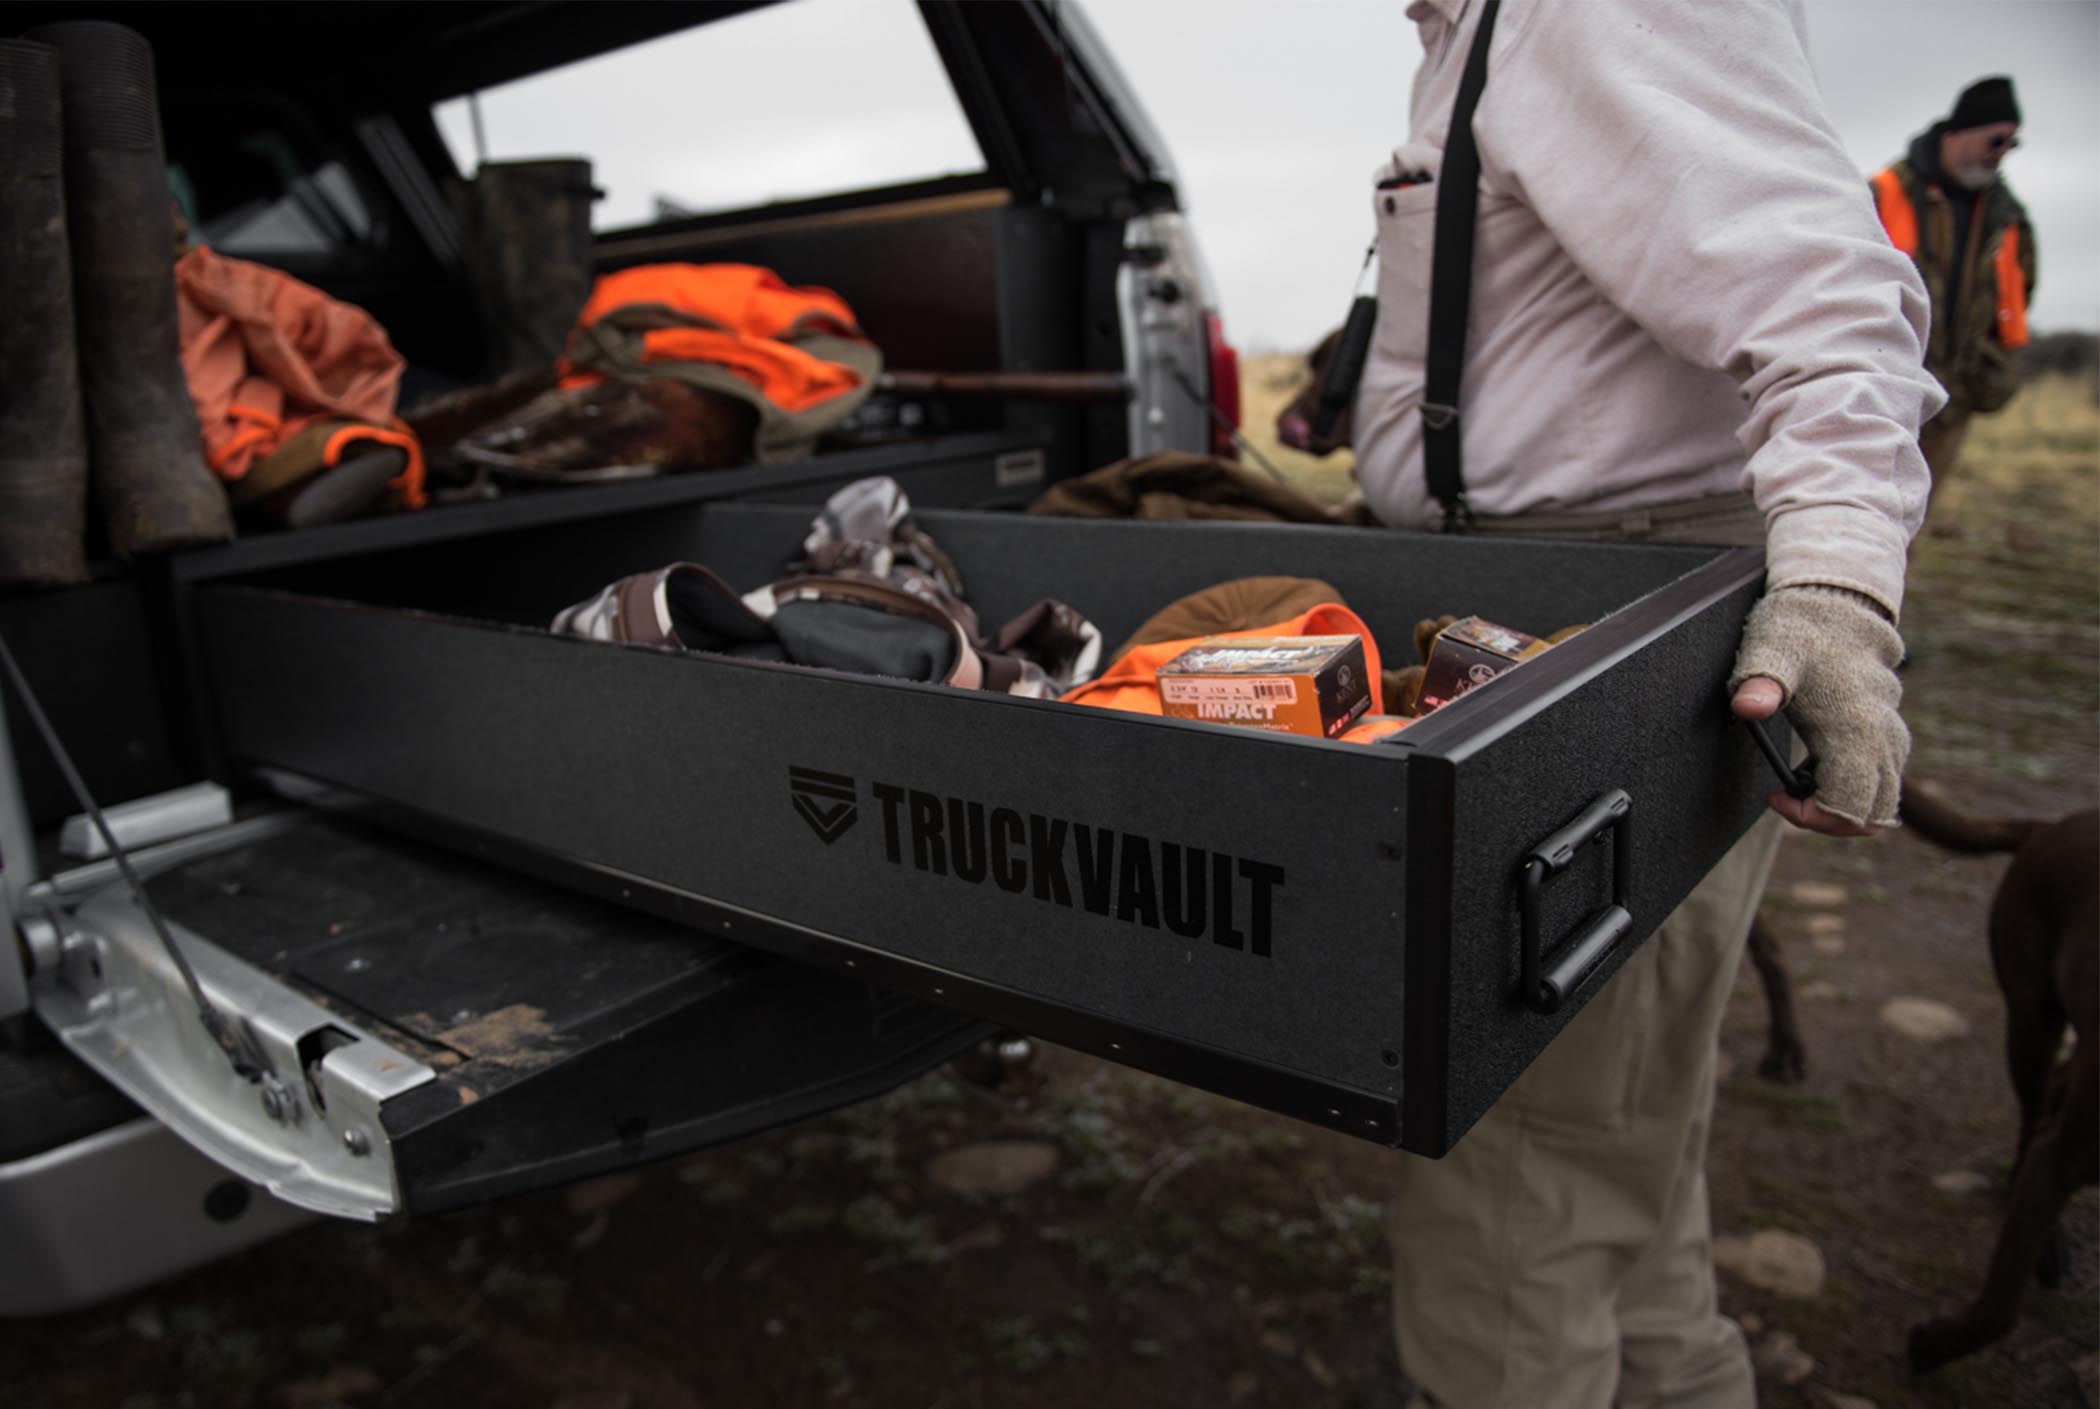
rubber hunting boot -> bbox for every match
[26,20,232,555]
[0,40,90,587]
[464,158,600,375]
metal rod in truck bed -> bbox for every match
[877,370,1132,401]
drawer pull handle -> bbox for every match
[1519,789,1633,1015]
[1743,716,1818,800]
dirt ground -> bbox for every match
[10,371,2097,1409]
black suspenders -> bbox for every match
[1421,0,1502,531]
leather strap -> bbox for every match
[1422,0,1503,531]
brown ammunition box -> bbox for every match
[1416,616,1549,714]
[1157,635,1372,738]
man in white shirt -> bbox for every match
[1353,3,1938,1405]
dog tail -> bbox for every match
[1899,785,2046,855]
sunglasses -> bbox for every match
[1984,133,2021,154]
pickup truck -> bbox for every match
[0,0,1240,1314]
[4,0,1786,1326]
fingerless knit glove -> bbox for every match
[1729,584,1908,828]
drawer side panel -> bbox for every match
[1412,553,1774,1153]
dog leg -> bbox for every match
[1910,1045,2097,1373]
[2003,1008,2064,1161]
[1995,888,2071,1286]
[1746,915,1806,1082]
[2035,1055,2078,1289]
[2003,1010,2066,1286]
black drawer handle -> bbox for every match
[1743,716,1817,800]
[1519,789,1633,1015]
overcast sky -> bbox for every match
[1089,0,2100,349]
[442,0,2100,353]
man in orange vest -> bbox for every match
[1871,77,2037,515]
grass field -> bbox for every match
[1236,353,1360,507]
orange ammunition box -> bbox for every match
[1416,616,1549,714]
[1157,635,1372,738]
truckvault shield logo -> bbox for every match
[789,766,858,844]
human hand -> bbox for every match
[1728,585,1908,836]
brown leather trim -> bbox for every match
[616,570,671,646]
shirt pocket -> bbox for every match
[1370,180,1440,367]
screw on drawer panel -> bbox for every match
[343,1129,371,1157]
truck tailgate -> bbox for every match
[35,811,989,1218]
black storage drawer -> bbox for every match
[190,505,1777,1156]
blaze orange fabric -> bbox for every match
[623,326,861,413]
[175,245,425,507]
[1872,168,2029,351]
[559,263,869,412]
[1994,225,2030,348]
[574,263,860,343]
[1870,167,1917,256]
[1339,715,1412,745]
[1060,604,1385,720]
[320,424,427,508]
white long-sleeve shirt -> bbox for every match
[1352,0,1943,617]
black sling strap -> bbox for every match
[1422,0,1502,531]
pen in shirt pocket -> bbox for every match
[1377,169,1433,190]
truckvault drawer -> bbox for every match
[190,505,1779,1156]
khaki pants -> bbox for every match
[1392,490,1779,1409]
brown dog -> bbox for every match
[1274,325,1352,457]
[1743,915,1808,1081]
[1902,791,2099,1374]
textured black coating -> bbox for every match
[192,506,1767,1153]
[1401,550,1774,1152]
[201,588,1415,1134]
[1401,754,1456,1147]
[601,195,1006,382]
[0,580,181,826]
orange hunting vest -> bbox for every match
[1871,168,2029,348]
[558,263,870,413]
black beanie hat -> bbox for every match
[1948,76,2021,132]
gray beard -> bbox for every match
[1947,162,1996,191]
